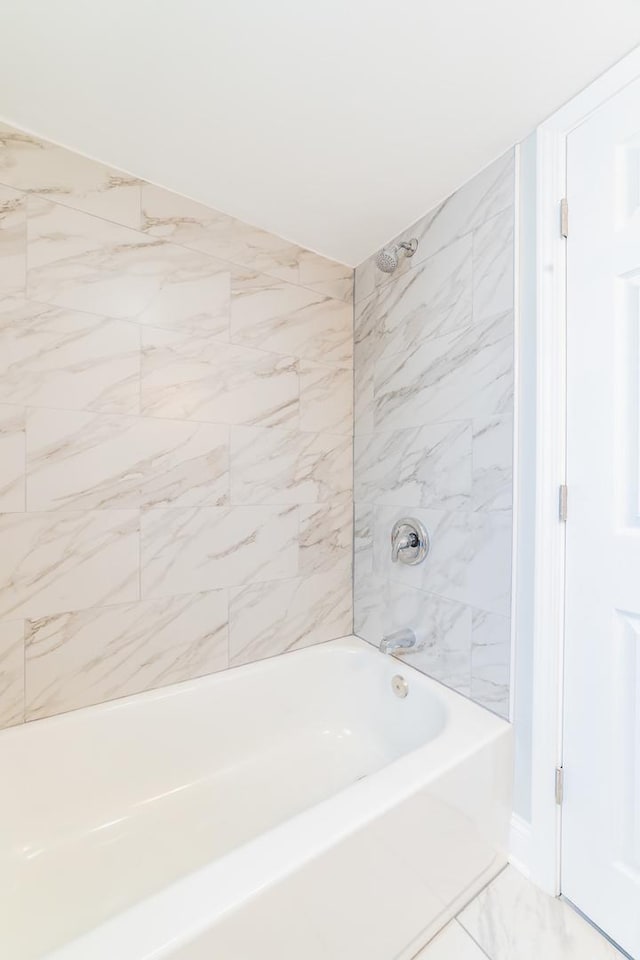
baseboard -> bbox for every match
[509,813,532,878]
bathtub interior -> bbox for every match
[1,638,455,959]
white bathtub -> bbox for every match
[1,636,512,960]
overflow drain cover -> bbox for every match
[392,674,409,698]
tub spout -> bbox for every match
[380,628,418,655]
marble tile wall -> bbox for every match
[0,121,353,728]
[353,151,515,718]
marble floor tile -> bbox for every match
[0,122,141,228]
[0,510,139,621]
[354,422,472,510]
[458,866,624,960]
[0,184,26,297]
[299,360,352,435]
[229,563,352,666]
[0,620,25,729]
[26,408,229,510]
[141,504,298,598]
[230,425,351,505]
[0,404,25,511]
[141,326,298,428]
[230,271,353,365]
[0,297,140,414]
[25,590,228,719]
[413,921,488,959]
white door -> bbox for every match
[564,75,640,960]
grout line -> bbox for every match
[5,172,353,305]
[454,919,495,960]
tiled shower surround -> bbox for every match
[0,122,514,730]
[353,151,515,718]
[0,122,353,728]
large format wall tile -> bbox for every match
[370,235,473,362]
[353,148,514,716]
[140,183,353,301]
[25,590,228,720]
[0,121,353,726]
[0,297,140,414]
[0,122,141,228]
[141,326,299,427]
[26,408,229,511]
[471,416,513,512]
[374,309,513,432]
[0,510,139,621]
[470,609,511,719]
[230,271,352,365]
[472,207,515,323]
[141,504,299,598]
[355,151,514,302]
[229,563,352,666]
[354,422,471,510]
[230,425,351,505]
[387,582,472,696]
[26,197,234,331]
[0,404,25,511]
[299,360,352,435]
[0,185,26,297]
[0,620,24,727]
[299,494,352,576]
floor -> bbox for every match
[415,865,625,960]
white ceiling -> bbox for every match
[1,1,640,266]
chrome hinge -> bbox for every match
[555,766,564,805]
[559,484,568,522]
[560,198,569,238]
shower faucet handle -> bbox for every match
[390,518,430,565]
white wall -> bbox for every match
[512,131,538,825]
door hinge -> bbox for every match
[555,766,564,805]
[559,484,568,522]
[560,198,569,238]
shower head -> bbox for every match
[375,238,418,274]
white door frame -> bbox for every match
[529,43,640,895]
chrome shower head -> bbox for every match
[375,238,418,274]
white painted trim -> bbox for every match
[509,143,521,725]
[529,43,640,895]
[509,813,533,879]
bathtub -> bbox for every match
[1,636,512,960]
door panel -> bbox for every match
[564,75,640,960]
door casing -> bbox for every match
[526,44,640,895]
